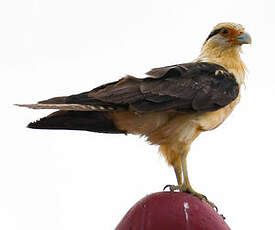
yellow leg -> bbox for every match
[165,153,217,210]
[181,154,217,210]
[174,158,183,185]
[181,154,205,197]
[163,155,183,191]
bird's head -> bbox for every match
[204,22,251,49]
[199,22,251,61]
[198,22,251,85]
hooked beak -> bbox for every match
[237,32,252,45]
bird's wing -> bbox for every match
[18,62,239,113]
[86,62,239,112]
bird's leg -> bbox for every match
[180,154,217,210]
[162,147,217,210]
[181,153,200,194]
[163,158,184,191]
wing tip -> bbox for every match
[15,103,48,109]
[15,104,35,109]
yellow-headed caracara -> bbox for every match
[18,22,251,208]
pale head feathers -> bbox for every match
[212,22,244,32]
[197,22,249,85]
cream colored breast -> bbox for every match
[194,94,240,131]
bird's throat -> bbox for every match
[197,44,246,85]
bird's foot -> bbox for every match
[184,187,218,212]
[163,184,218,212]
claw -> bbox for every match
[163,184,171,191]
[201,197,218,212]
[197,193,208,201]
[213,204,218,212]
[163,184,179,191]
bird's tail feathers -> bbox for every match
[27,110,125,134]
[15,103,115,111]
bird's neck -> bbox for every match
[196,44,246,85]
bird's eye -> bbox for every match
[221,29,228,34]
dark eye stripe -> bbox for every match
[205,28,222,42]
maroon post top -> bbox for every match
[116,192,230,230]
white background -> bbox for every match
[1,0,275,229]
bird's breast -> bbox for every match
[194,95,240,131]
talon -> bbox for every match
[200,194,208,201]
[201,197,218,212]
[163,184,173,191]
[213,204,218,212]
[163,184,182,191]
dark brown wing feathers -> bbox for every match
[26,62,239,132]
[37,62,239,113]
[86,62,239,112]
[90,76,144,104]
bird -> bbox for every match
[17,22,251,208]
